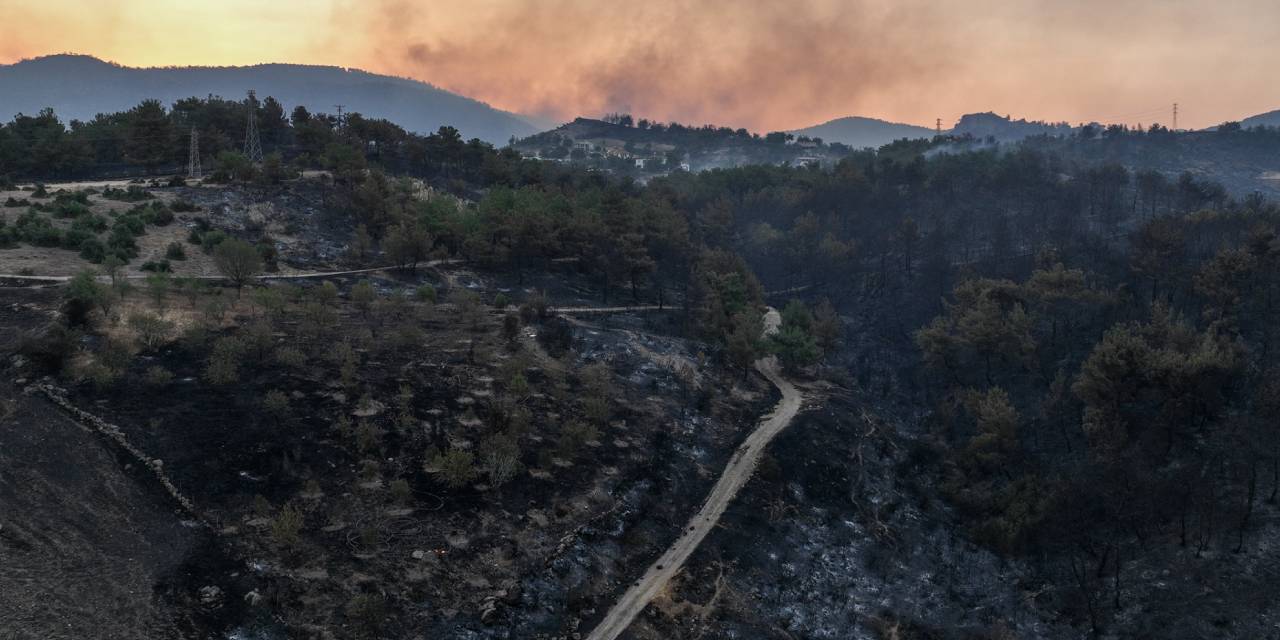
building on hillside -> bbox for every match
[795,156,821,168]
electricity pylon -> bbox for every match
[243,89,264,163]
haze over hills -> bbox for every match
[789,116,935,148]
[0,54,540,144]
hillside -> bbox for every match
[789,115,935,148]
[950,111,1075,141]
[0,55,538,144]
[1241,108,1280,130]
[513,117,847,174]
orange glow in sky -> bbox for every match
[2,0,1278,131]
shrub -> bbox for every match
[4,197,31,208]
[128,312,174,349]
[19,323,78,374]
[270,505,304,547]
[430,449,477,489]
[14,210,62,247]
[140,260,171,273]
[52,200,90,219]
[144,365,174,386]
[113,214,145,236]
[102,185,154,202]
[389,478,413,504]
[170,199,201,213]
[493,292,510,309]
[148,205,174,226]
[106,228,139,260]
[204,336,245,385]
[415,284,437,303]
[85,361,120,391]
[480,434,523,487]
[502,312,521,343]
[274,346,307,369]
[200,229,228,253]
[166,175,186,187]
[63,270,107,324]
[70,213,108,233]
[262,390,290,420]
[165,242,187,260]
[344,594,386,633]
[355,420,381,453]
[557,421,599,459]
[60,227,93,251]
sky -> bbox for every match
[2,0,1278,132]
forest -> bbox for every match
[4,96,1280,635]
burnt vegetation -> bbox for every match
[3,96,1280,638]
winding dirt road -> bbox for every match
[586,309,801,640]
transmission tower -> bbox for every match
[243,89,264,163]
[936,118,942,135]
[1172,103,1179,130]
[188,128,201,179]
[334,104,345,132]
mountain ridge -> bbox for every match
[789,115,936,148]
[0,54,538,144]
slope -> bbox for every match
[0,54,538,144]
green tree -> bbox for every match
[384,220,433,272]
[124,100,173,174]
[213,238,264,296]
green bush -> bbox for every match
[165,242,187,260]
[106,227,139,259]
[70,213,108,233]
[429,449,477,489]
[140,260,171,273]
[78,238,106,263]
[125,202,172,226]
[171,199,201,213]
[200,229,228,253]
[14,211,62,247]
[60,227,93,250]
[53,201,90,218]
[112,214,145,236]
[102,185,154,202]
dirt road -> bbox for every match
[0,261,463,285]
[552,305,667,315]
[586,308,800,640]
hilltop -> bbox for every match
[789,115,935,148]
[513,117,849,175]
[1241,108,1280,130]
[0,54,538,144]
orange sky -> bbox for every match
[2,0,1278,131]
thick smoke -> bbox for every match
[334,0,959,131]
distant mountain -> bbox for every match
[790,116,935,149]
[1240,109,1280,130]
[0,54,539,144]
[949,112,1075,142]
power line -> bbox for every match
[243,89,263,163]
